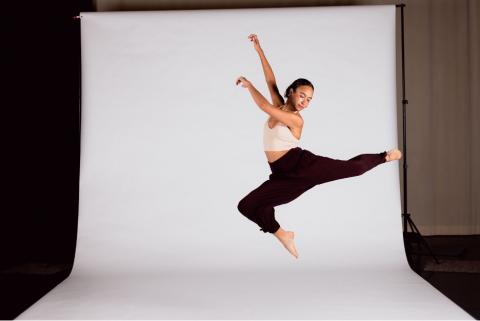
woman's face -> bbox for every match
[291,85,313,111]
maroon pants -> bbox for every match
[237,147,387,233]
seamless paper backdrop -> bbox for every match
[17,5,473,319]
[77,5,402,272]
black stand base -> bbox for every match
[403,213,466,273]
[403,213,439,272]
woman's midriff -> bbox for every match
[265,117,302,163]
[265,150,290,163]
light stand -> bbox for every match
[396,4,442,271]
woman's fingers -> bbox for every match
[248,34,259,42]
[236,76,249,88]
[248,34,261,50]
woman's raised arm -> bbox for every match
[236,76,302,129]
[248,34,285,107]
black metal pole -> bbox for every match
[396,4,441,269]
[399,4,408,215]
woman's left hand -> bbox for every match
[248,34,262,53]
[236,76,252,89]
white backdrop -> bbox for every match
[17,5,473,319]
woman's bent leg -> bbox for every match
[237,177,312,233]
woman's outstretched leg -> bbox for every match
[301,148,401,185]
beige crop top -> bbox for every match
[263,118,300,151]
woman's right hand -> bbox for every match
[248,34,262,52]
[236,76,252,89]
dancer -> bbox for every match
[236,34,402,259]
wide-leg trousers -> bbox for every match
[237,147,387,233]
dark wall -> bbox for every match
[2,2,94,318]
[3,0,92,272]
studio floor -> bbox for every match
[1,235,479,320]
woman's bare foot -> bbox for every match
[385,149,402,162]
[273,227,299,259]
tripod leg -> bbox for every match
[407,216,441,264]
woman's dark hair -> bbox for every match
[284,78,314,99]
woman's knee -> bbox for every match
[237,197,254,217]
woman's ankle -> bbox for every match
[274,227,286,237]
